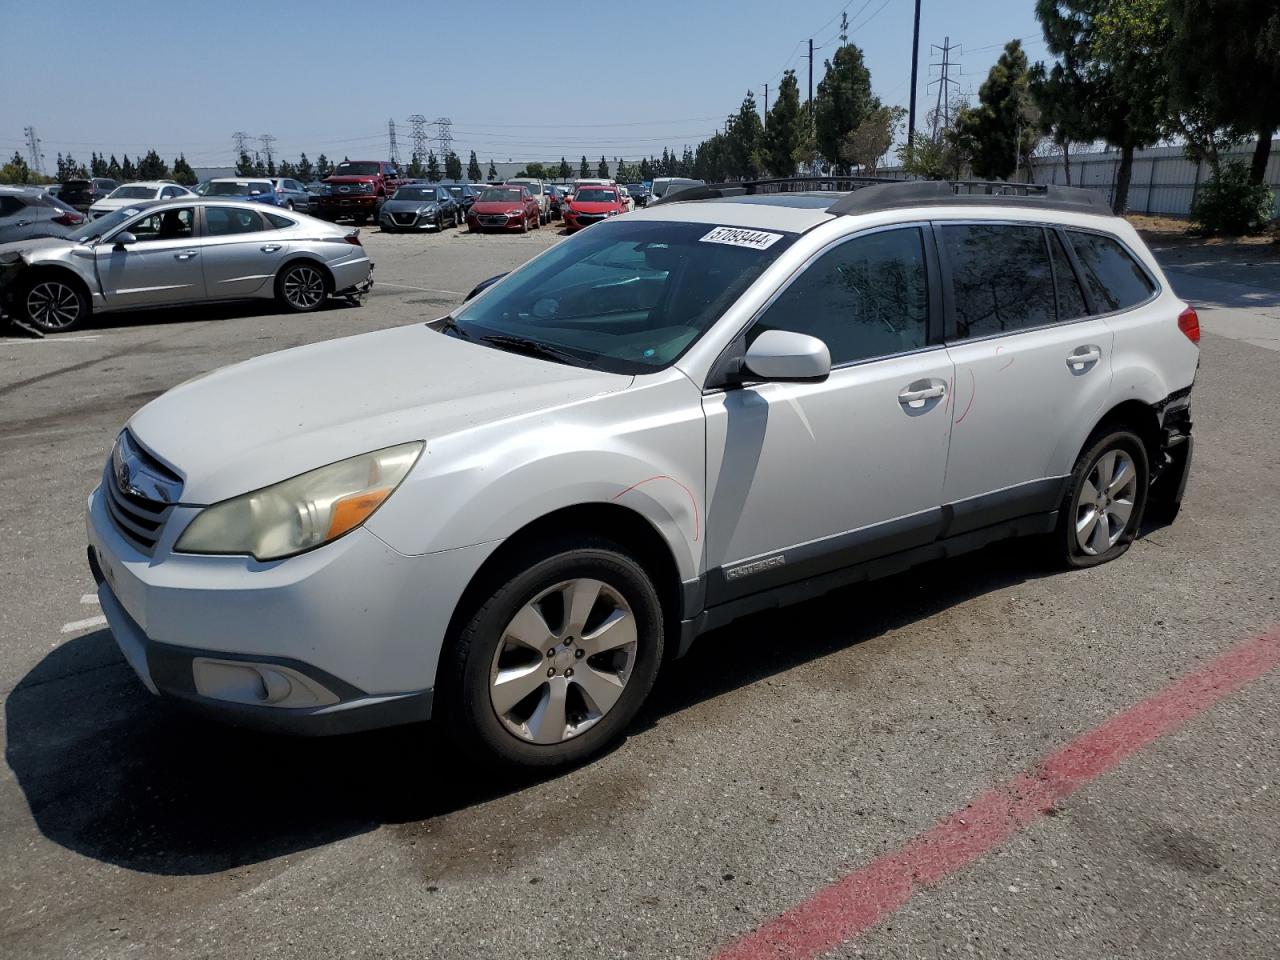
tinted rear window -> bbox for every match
[942,224,1056,338]
[1067,231,1155,312]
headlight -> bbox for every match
[506,209,523,216]
[175,442,423,561]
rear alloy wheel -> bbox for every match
[22,277,89,332]
[440,539,664,769]
[1055,429,1148,568]
[275,262,328,313]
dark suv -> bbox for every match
[58,178,119,213]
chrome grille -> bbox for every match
[103,432,183,555]
[392,212,418,225]
[479,215,509,226]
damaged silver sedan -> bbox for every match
[0,199,374,332]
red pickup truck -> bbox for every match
[314,160,409,224]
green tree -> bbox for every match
[2,151,31,184]
[762,70,802,176]
[236,150,256,176]
[107,155,122,179]
[171,154,197,186]
[723,91,765,179]
[277,159,296,178]
[137,149,169,180]
[522,161,548,179]
[579,155,590,177]
[445,150,463,181]
[595,156,608,178]
[408,153,426,179]
[487,158,498,180]
[1030,55,1090,184]
[1166,0,1280,184]
[252,152,267,177]
[558,156,571,180]
[90,152,107,177]
[639,157,653,180]
[957,40,1039,181]
[841,104,905,174]
[297,153,314,182]
[316,154,332,179]
[1035,0,1169,213]
[468,150,483,181]
[121,154,137,180]
[814,40,875,171]
[426,150,441,182]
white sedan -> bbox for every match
[89,181,194,219]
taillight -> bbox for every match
[52,211,84,226]
[344,230,362,246]
[1177,304,1200,344]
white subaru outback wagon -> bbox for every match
[87,179,1198,769]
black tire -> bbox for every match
[19,274,90,332]
[1052,428,1149,569]
[520,213,529,233]
[437,537,665,770]
[435,212,443,231]
[285,200,295,211]
[274,261,329,313]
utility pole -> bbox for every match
[928,38,961,139]
[763,82,768,117]
[407,114,429,168]
[387,118,402,165]
[23,126,45,177]
[258,133,276,169]
[807,38,814,130]
[907,0,922,160]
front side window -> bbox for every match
[942,224,1056,338]
[449,219,797,374]
[124,207,194,241]
[205,206,265,236]
[1067,230,1155,313]
[751,227,930,365]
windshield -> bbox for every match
[574,188,618,203]
[394,187,441,201]
[626,184,644,192]
[448,219,796,374]
[446,186,465,197]
[65,206,144,242]
[108,185,156,200]
[334,162,380,176]
[198,181,269,196]
[480,188,524,203]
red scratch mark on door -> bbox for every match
[955,368,977,424]
[612,475,701,541]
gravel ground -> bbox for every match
[0,226,1277,959]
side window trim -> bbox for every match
[1050,226,1099,316]
[744,221,943,375]
[1061,226,1162,319]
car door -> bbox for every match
[937,221,1114,530]
[701,224,956,605]
[95,206,205,309]
[199,206,290,299]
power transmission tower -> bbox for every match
[258,133,277,168]
[928,37,962,139]
[23,126,45,176]
[232,131,251,161]
[387,118,402,164]
[434,117,453,159]
[407,114,429,165]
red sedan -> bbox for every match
[467,185,542,233]
[563,185,626,232]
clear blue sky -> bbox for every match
[2,0,1045,170]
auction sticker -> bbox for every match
[699,226,784,250]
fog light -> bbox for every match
[192,658,339,708]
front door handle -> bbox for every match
[174,250,198,261]
[15,220,33,227]
[1066,345,1102,369]
[898,380,947,404]
[260,243,283,253]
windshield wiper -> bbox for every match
[479,334,591,368]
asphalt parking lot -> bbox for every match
[1,224,1278,959]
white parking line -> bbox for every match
[81,593,100,605]
[61,615,107,634]
[0,335,102,345]
[374,281,466,296]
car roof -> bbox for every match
[112,180,180,190]
[630,197,836,233]
[1,184,45,196]
[209,177,272,183]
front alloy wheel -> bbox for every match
[276,263,327,313]
[23,278,88,332]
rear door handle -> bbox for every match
[898,380,947,404]
[174,250,198,261]
[15,220,33,227]
[1066,345,1102,369]
[260,243,283,253]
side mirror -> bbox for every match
[112,231,137,248]
[743,330,831,382]
[465,273,508,302]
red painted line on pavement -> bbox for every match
[713,628,1280,960]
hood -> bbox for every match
[569,201,622,214]
[326,175,379,185]
[472,199,524,213]
[382,198,439,213]
[0,236,75,262]
[127,324,631,504]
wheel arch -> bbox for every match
[1086,399,1161,472]
[276,255,334,292]
[18,262,94,301]
[443,502,687,664]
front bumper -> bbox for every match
[86,484,494,735]
[468,213,526,230]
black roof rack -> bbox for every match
[652,175,1111,216]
